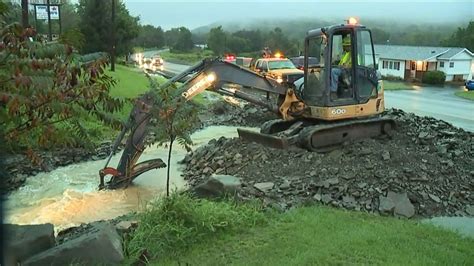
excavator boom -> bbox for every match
[99,58,289,189]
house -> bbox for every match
[374,45,474,81]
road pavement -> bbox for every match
[143,50,473,132]
[385,86,473,132]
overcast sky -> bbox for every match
[122,0,473,30]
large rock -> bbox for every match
[387,191,416,218]
[2,223,55,265]
[191,175,241,198]
[23,222,124,266]
[254,182,274,193]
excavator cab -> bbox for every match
[300,21,379,112]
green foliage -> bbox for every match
[132,24,165,49]
[147,78,199,196]
[77,0,139,56]
[59,28,85,50]
[165,27,194,52]
[442,21,474,52]
[0,16,123,155]
[371,27,390,44]
[206,25,299,57]
[160,205,474,265]
[124,193,267,262]
[207,26,226,55]
[422,70,446,85]
[160,49,213,64]
[455,91,474,101]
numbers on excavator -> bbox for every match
[331,108,347,115]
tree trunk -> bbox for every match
[21,0,28,28]
[166,138,174,197]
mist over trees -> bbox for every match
[194,18,473,51]
[441,21,474,52]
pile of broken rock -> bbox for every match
[185,109,474,219]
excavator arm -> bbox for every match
[99,58,289,190]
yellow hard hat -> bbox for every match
[343,36,351,46]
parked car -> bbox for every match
[251,57,303,84]
[465,80,474,91]
[290,56,319,70]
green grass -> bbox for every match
[130,196,474,265]
[382,80,416,91]
[123,193,267,263]
[77,64,163,143]
[455,90,474,101]
[160,49,214,65]
[106,64,151,98]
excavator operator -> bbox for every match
[330,36,352,99]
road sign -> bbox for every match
[35,5,60,20]
[49,5,60,20]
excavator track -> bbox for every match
[297,117,395,152]
[238,116,395,152]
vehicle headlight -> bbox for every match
[276,76,283,83]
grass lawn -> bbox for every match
[382,80,416,91]
[159,206,473,265]
[455,90,474,101]
[123,194,473,265]
[160,49,214,65]
[107,64,152,98]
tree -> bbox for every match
[0,6,123,159]
[133,24,165,49]
[442,21,474,52]
[371,27,390,44]
[265,27,298,56]
[207,26,226,55]
[165,27,193,52]
[77,0,139,56]
[148,80,199,197]
[233,29,264,52]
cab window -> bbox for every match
[356,30,377,100]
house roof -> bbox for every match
[374,45,473,61]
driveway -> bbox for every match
[385,85,473,132]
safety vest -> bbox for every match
[339,51,351,67]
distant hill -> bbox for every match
[192,18,468,46]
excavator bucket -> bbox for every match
[237,128,291,150]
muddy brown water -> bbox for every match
[4,126,256,232]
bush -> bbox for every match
[124,193,267,262]
[422,70,446,85]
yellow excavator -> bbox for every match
[99,19,395,189]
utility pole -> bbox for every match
[110,0,116,72]
[46,0,52,41]
[21,0,29,28]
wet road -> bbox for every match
[141,49,189,74]
[144,51,473,132]
[385,86,473,132]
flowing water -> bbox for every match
[4,126,254,232]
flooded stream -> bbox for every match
[4,126,254,231]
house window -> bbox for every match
[383,61,388,69]
[440,61,444,68]
[449,62,454,68]
[389,61,393,69]
[394,62,400,70]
